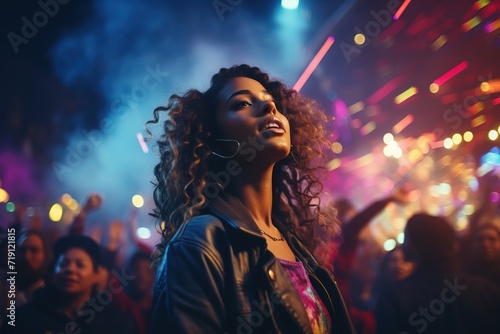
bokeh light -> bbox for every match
[383,133,394,144]
[383,239,397,251]
[429,83,439,93]
[137,227,151,239]
[443,138,453,149]
[49,203,63,222]
[463,131,473,142]
[0,188,9,203]
[452,133,462,145]
[132,194,144,208]
[488,130,499,141]
[354,33,366,45]
[6,202,15,213]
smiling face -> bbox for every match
[215,77,291,165]
[54,248,97,298]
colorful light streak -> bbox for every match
[136,133,149,153]
[367,77,403,105]
[394,86,418,104]
[293,36,335,92]
[360,121,376,136]
[431,35,447,51]
[432,61,468,86]
[393,0,412,20]
[393,114,414,134]
[471,115,486,127]
[485,18,500,32]
[462,16,481,32]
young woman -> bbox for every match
[148,64,355,334]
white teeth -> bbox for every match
[264,122,280,129]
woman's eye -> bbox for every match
[233,101,252,109]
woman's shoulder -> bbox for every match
[170,214,230,246]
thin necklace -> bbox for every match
[260,230,285,242]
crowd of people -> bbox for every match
[0,194,154,334]
[1,64,499,334]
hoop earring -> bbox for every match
[211,139,241,159]
[289,144,299,166]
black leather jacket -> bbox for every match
[151,193,355,334]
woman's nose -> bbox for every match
[260,100,277,116]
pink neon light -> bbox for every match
[367,77,402,105]
[393,0,412,20]
[393,114,414,134]
[293,36,335,92]
[137,133,149,153]
[433,61,468,86]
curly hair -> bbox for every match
[146,64,337,265]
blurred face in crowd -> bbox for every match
[54,248,97,298]
[474,226,500,262]
[18,233,46,274]
[130,258,154,296]
[386,248,414,281]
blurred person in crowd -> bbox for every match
[124,251,154,334]
[1,234,137,334]
[463,214,500,289]
[329,187,410,334]
[369,245,414,309]
[375,213,500,334]
[149,64,355,333]
[16,230,49,306]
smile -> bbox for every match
[261,117,286,133]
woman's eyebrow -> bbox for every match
[225,90,273,106]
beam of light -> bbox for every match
[136,133,149,153]
[348,101,365,114]
[476,0,490,11]
[344,153,374,171]
[393,0,412,20]
[432,61,468,86]
[360,121,376,136]
[393,114,414,134]
[467,101,484,115]
[367,77,402,105]
[394,86,418,104]
[478,79,500,94]
[462,16,481,32]
[431,35,447,51]
[485,18,500,32]
[293,36,335,92]
[471,115,486,127]
[327,158,341,171]
[281,0,299,10]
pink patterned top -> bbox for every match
[278,258,332,334]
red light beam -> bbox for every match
[293,36,335,92]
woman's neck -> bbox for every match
[227,166,274,227]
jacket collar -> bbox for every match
[206,191,263,238]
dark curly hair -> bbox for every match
[146,64,336,265]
